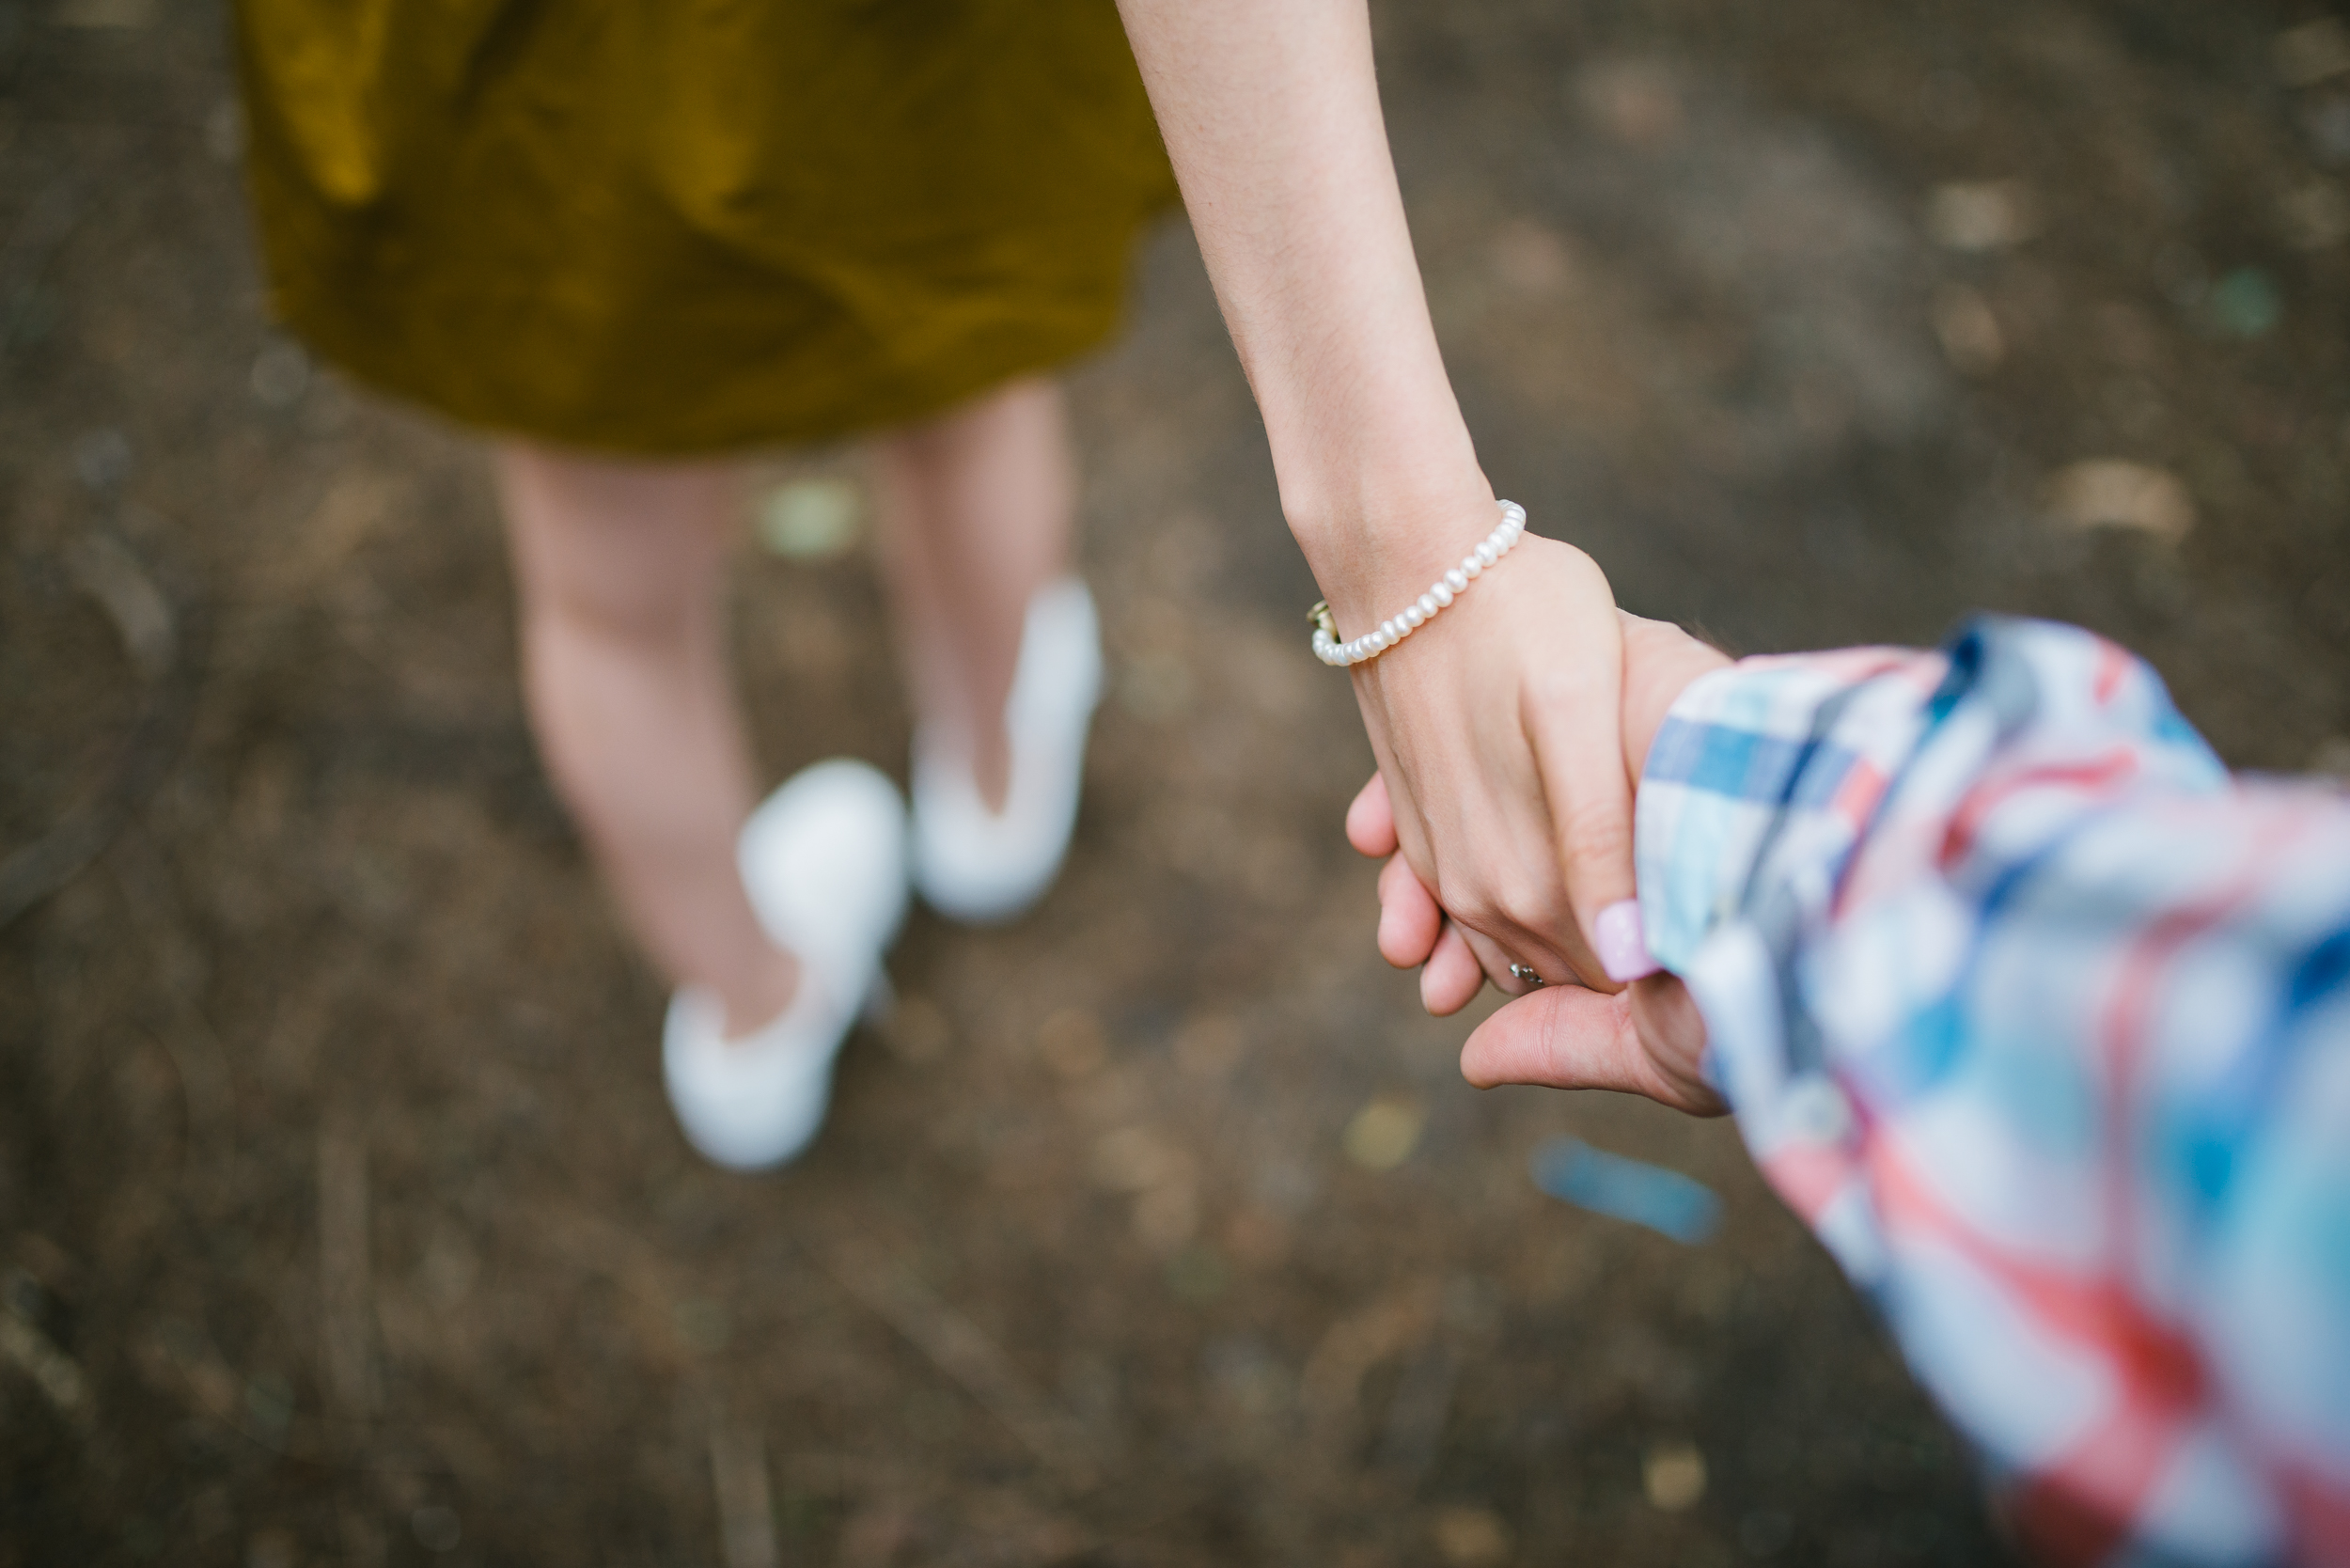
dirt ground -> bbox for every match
[3,0,2345,1563]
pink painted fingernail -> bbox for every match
[1593,899,1660,982]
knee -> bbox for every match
[500,447,734,643]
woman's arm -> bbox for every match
[1117,0,1645,993]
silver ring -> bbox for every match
[1508,963,1544,988]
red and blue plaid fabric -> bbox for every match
[1636,617,2350,1566]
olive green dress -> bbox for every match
[233,1,1176,455]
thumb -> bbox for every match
[1462,976,1726,1115]
[1460,984,1649,1093]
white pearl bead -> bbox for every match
[1308,502,1530,666]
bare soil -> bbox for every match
[3,0,2343,1563]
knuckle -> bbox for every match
[1524,660,1609,708]
[1490,865,1557,930]
[1556,791,1632,868]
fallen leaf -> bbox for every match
[2276,18,2350,88]
[1093,1126,1187,1193]
[1491,219,1576,296]
[1574,59,1684,147]
[53,0,155,27]
[1343,1096,1425,1172]
[755,478,863,559]
[1037,1008,1105,1079]
[883,994,951,1065]
[1644,1440,1707,1512]
[1930,282,2005,374]
[2207,267,2283,338]
[1926,180,2038,251]
[2046,461,2195,542]
[2282,181,2350,251]
[1433,1504,1515,1566]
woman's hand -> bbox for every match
[1349,531,1641,993]
[1355,773,1716,1112]
[1350,611,1733,1112]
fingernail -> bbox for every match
[1593,899,1660,982]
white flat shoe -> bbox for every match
[911,577,1101,924]
[663,759,908,1171]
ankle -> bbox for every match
[971,717,1011,813]
[919,698,1014,814]
[718,947,802,1041]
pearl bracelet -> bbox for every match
[1308,500,1528,667]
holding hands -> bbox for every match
[1350,611,1731,1116]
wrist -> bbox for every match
[1619,614,1732,788]
[1284,463,1501,636]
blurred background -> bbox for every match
[3,0,2346,1563]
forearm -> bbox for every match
[1115,0,1491,624]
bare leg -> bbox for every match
[497,447,797,1039]
[870,378,1076,811]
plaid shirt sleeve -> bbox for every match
[1635,616,2350,1567]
